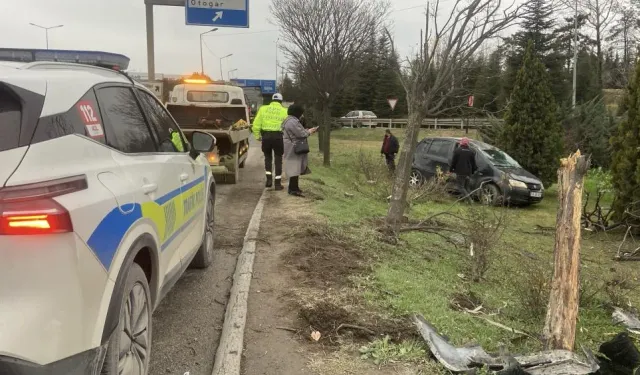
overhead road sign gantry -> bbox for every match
[143,0,249,81]
[185,0,250,28]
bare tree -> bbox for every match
[385,0,523,229]
[607,5,639,84]
[271,0,389,166]
[582,0,618,87]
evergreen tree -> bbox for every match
[279,74,300,102]
[373,35,406,117]
[473,50,503,114]
[610,62,640,220]
[563,96,615,168]
[575,49,602,103]
[499,41,564,187]
[504,0,569,105]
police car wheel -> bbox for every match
[101,263,152,375]
[190,193,215,269]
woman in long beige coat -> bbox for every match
[281,104,318,196]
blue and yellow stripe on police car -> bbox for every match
[87,168,209,271]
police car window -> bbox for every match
[0,87,21,152]
[96,87,156,154]
[137,90,185,153]
[31,89,107,146]
[187,91,228,103]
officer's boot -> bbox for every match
[274,176,284,191]
[265,173,273,188]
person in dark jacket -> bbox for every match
[381,129,400,172]
[450,137,477,197]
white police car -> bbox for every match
[0,62,217,374]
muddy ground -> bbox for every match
[243,195,423,375]
[149,145,265,375]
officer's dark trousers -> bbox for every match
[261,131,284,179]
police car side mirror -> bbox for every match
[190,131,216,159]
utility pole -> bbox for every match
[29,23,63,49]
[572,0,578,108]
[200,28,218,75]
[275,38,280,85]
[420,29,423,61]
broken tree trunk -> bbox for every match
[543,151,591,350]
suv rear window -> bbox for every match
[0,87,22,152]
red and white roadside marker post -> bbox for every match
[387,98,398,129]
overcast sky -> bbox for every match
[0,0,436,81]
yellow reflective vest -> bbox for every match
[171,131,185,152]
[252,102,288,140]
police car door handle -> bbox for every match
[180,173,189,182]
[142,183,158,194]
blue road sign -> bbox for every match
[231,79,276,94]
[185,0,249,28]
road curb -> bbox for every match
[212,190,267,375]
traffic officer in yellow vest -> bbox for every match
[252,93,289,190]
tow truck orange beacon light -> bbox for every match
[183,78,209,84]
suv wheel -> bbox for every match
[480,183,501,206]
[190,193,215,269]
[101,263,152,375]
[409,170,423,187]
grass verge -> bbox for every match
[293,128,639,369]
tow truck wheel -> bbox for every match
[225,144,240,184]
[101,263,152,375]
[190,193,215,269]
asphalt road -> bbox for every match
[149,144,264,375]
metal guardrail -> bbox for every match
[334,117,501,129]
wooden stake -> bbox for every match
[542,151,590,350]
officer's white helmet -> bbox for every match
[272,93,284,101]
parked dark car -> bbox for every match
[410,137,544,205]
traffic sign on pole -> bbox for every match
[387,98,398,111]
[185,0,250,28]
[468,95,474,107]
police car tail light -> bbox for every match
[0,175,87,235]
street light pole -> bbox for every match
[200,28,218,75]
[219,54,233,81]
[29,23,63,49]
[228,69,238,80]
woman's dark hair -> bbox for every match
[287,104,305,119]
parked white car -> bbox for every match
[0,61,217,374]
[341,110,378,127]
